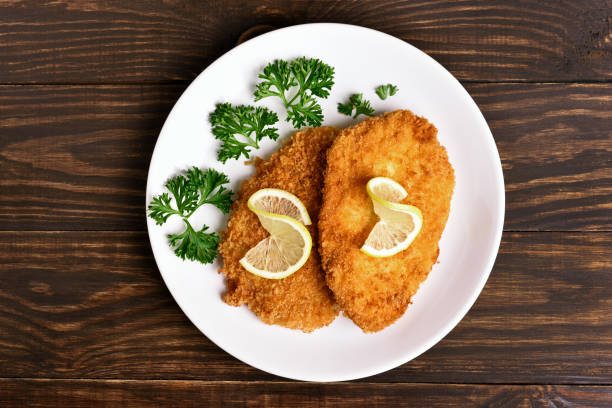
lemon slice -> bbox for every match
[247,188,311,225]
[239,189,312,279]
[361,177,423,258]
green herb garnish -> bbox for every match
[254,57,335,128]
[375,84,399,100]
[337,94,375,118]
[168,223,219,265]
[148,167,233,264]
[209,103,279,163]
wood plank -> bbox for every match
[0,84,185,231]
[0,231,609,383]
[0,0,611,83]
[469,83,612,231]
[0,83,610,231]
[0,380,610,408]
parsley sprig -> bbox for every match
[254,57,335,128]
[337,93,375,118]
[209,103,279,163]
[375,84,399,100]
[148,167,233,264]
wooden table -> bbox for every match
[1,1,610,406]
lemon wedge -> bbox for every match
[361,177,423,258]
[239,189,312,279]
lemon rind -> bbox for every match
[361,177,423,258]
[247,188,312,225]
[240,190,312,279]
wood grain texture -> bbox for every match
[469,83,612,231]
[1,83,610,231]
[0,84,185,231]
[0,0,611,83]
[0,231,609,383]
[0,380,610,408]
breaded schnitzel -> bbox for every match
[318,110,454,332]
[219,127,340,332]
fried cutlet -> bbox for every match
[318,110,455,332]
[219,126,340,332]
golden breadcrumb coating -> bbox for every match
[219,127,340,332]
[318,111,455,332]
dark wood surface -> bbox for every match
[1,0,611,83]
[0,1,610,407]
[1,380,611,408]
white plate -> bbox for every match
[146,23,504,382]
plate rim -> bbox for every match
[145,22,506,382]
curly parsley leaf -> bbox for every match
[165,173,199,216]
[337,93,376,119]
[168,221,220,264]
[254,57,335,128]
[337,100,354,116]
[185,167,233,215]
[148,193,180,226]
[209,103,279,163]
[147,167,233,264]
[375,84,399,100]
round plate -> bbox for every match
[146,23,504,382]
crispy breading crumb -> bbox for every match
[219,127,340,332]
[318,111,455,332]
